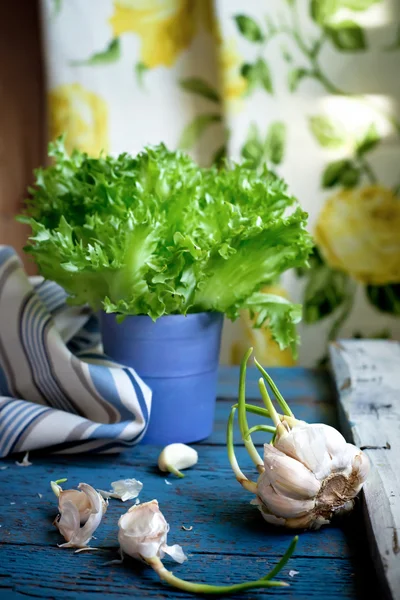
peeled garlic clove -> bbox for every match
[158,443,198,478]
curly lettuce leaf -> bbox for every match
[20,139,313,352]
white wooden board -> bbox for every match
[329,340,400,600]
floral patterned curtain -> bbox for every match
[41,0,400,366]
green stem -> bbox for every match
[166,465,185,479]
[254,358,293,417]
[257,378,282,430]
[271,6,400,135]
[50,478,67,497]
[227,406,257,494]
[312,68,346,95]
[263,536,298,581]
[247,424,276,437]
[233,402,271,419]
[357,155,378,184]
[290,3,347,95]
[148,556,291,594]
[232,403,297,429]
[238,348,264,470]
[154,568,288,593]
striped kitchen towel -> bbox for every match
[0,247,151,457]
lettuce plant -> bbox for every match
[20,140,313,354]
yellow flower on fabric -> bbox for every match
[219,39,247,112]
[231,286,296,367]
[49,83,109,156]
[109,0,198,68]
[315,185,400,285]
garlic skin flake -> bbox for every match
[54,483,107,548]
[98,479,143,502]
[256,421,370,529]
[158,443,198,478]
[118,499,187,563]
[15,452,32,467]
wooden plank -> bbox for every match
[0,543,375,600]
[329,340,400,600]
[218,366,336,403]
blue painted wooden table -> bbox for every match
[0,367,379,599]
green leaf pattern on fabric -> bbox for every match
[326,21,366,51]
[180,78,221,103]
[241,59,274,94]
[179,114,222,150]
[71,39,121,66]
[366,284,400,315]
[234,15,264,42]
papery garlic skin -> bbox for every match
[256,422,370,529]
[158,443,198,477]
[98,479,143,502]
[55,483,107,548]
[118,499,187,563]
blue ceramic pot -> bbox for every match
[99,312,224,444]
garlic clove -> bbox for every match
[257,476,315,519]
[286,513,330,530]
[55,483,107,549]
[350,450,370,492]
[331,442,368,481]
[118,499,186,563]
[263,444,321,500]
[316,424,348,458]
[158,443,198,478]
[275,423,333,481]
[59,489,93,524]
[56,499,80,541]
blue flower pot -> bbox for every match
[99,312,224,444]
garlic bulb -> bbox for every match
[227,348,370,530]
[53,482,107,548]
[158,443,198,478]
[119,499,298,594]
[256,421,369,529]
[118,499,187,563]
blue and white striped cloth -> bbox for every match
[0,247,151,457]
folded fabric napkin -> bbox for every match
[0,247,151,457]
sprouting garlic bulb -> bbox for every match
[53,482,107,548]
[255,420,369,529]
[158,443,198,478]
[227,348,370,531]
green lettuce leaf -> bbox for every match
[20,139,313,352]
